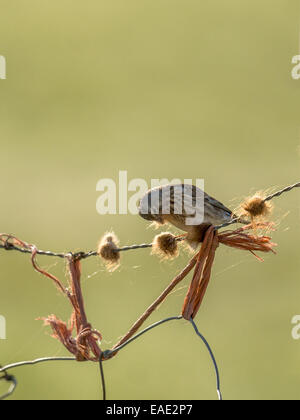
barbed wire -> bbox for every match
[0,181,299,400]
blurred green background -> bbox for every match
[0,0,300,400]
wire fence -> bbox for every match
[0,182,299,400]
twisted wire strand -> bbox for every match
[0,242,153,259]
[0,239,184,259]
[263,182,300,202]
[215,181,300,230]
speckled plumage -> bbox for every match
[139,184,246,248]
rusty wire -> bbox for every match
[0,181,299,400]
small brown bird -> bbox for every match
[138,184,248,248]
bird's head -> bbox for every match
[138,186,165,224]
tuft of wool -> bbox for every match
[97,232,120,271]
[152,232,179,259]
[241,193,273,220]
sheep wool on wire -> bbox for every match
[97,232,120,271]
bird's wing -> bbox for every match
[168,184,204,216]
[204,192,233,217]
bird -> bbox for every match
[138,184,248,248]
